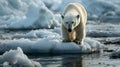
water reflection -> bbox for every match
[32,55,85,67]
[61,55,85,67]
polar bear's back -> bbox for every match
[63,3,87,24]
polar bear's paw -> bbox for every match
[73,40,82,45]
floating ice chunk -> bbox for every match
[0,37,105,54]
[0,47,41,67]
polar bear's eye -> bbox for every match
[72,22,74,24]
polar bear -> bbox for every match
[61,3,87,45]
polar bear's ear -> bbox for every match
[76,14,80,19]
[61,15,64,19]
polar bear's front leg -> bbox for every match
[74,25,85,45]
[62,25,71,42]
[75,31,85,45]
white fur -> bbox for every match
[61,3,87,45]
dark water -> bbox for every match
[29,53,107,67]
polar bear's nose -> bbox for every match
[68,29,72,32]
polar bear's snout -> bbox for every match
[68,24,72,32]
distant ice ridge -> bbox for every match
[43,0,120,20]
[0,47,41,67]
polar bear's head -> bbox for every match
[62,14,80,32]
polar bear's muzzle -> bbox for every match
[68,24,72,32]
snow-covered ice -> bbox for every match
[0,0,60,29]
[0,47,41,67]
[0,0,120,29]
[0,29,105,54]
